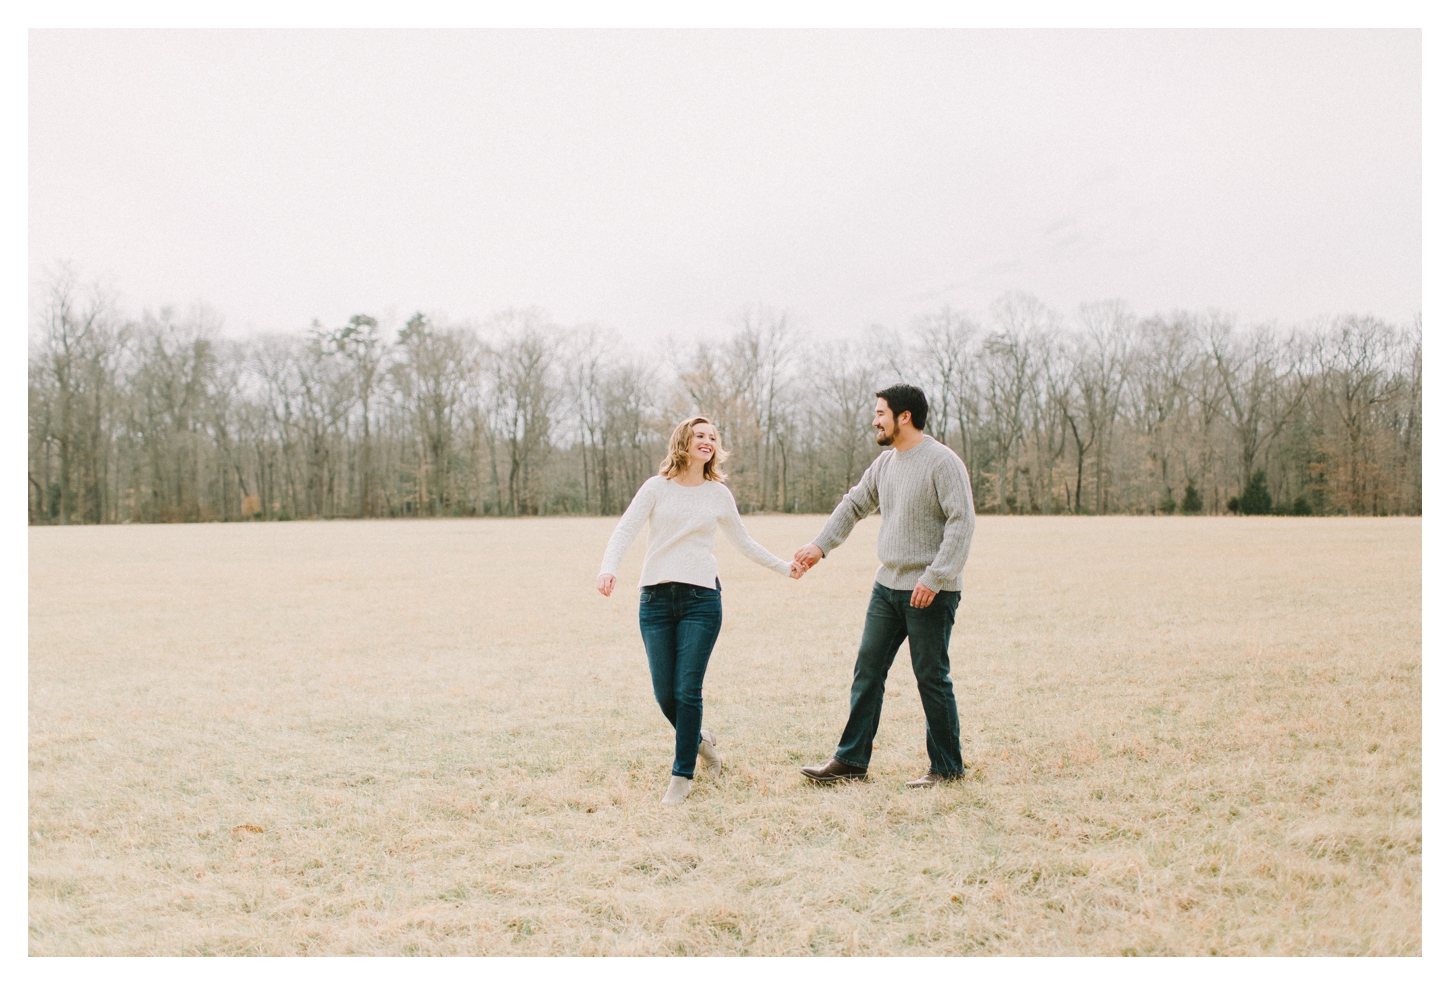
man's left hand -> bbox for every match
[910,582,936,609]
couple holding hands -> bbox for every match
[597,383,977,805]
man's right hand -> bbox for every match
[793,543,824,574]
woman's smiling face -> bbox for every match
[689,423,718,464]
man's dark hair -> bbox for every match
[875,384,929,431]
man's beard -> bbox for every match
[875,425,896,446]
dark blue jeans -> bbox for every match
[638,580,723,779]
[835,582,964,777]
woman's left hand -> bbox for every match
[597,574,616,597]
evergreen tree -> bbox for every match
[1181,479,1203,514]
[1239,469,1272,515]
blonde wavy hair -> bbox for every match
[659,416,728,481]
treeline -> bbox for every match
[28,268,1420,525]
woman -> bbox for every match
[597,416,794,804]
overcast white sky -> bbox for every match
[29,29,1421,342]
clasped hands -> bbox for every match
[789,543,937,608]
[789,543,823,579]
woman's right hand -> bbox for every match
[596,574,615,597]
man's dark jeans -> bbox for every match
[638,581,723,779]
[835,582,964,777]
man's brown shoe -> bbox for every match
[800,759,868,783]
[905,771,962,789]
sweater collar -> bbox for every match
[891,433,934,459]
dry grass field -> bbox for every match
[29,514,1420,955]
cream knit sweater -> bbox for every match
[599,475,793,589]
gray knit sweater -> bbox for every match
[811,434,976,592]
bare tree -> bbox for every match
[30,267,122,524]
[1050,338,1096,513]
[565,326,615,515]
[486,309,558,515]
[1126,313,1194,510]
[811,334,879,501]
[207,338,249,521]
[724,306,796,512]
[1312,314,1406,515]
[1397,316,1422,515]
[287,324,354,518]
[603,359,662,509]
[981,293,1052,513]
[1075,300,1135,513]
[128,306,225,521]
[1034,332,1074,513]
[327,315,388,517]
[394,313,481,516]
[1207,315,1308,501]
[908,305,980,457]
[250,333,305,519]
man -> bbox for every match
[793,383,976,788]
